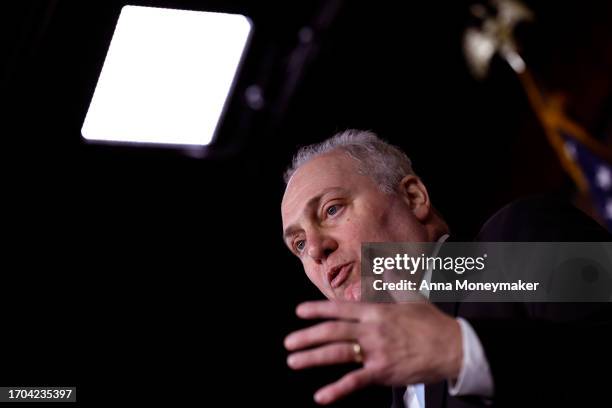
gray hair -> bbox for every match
[284,129,415,194]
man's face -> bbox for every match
[281,151,430,301]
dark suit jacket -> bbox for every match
[392,195,612,408]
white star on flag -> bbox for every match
[596,166,612,190]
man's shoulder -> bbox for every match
[475,194,611,242]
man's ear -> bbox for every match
[397,175,431,221]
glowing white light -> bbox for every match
[81,6,252,146]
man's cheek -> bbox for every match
[341,217,366,238]
[303,265,327,292]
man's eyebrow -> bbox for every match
[282,187,349,242]
[283,225,302,242]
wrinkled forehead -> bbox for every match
[281,152,367,224]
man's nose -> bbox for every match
[307,233,338,263]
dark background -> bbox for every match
[2,0,612,406]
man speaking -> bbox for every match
[281,130,611,407]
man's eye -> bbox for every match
[326,205,340,216]
[296,240,306,252]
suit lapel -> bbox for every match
[425,380,447,408]
[390,386,407,408]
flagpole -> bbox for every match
[516,68,589,193]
